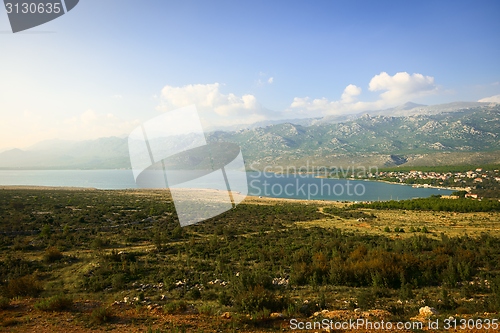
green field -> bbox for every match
[0,188,499,332]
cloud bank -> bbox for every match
[155,72,439,129]
[157,83,272,128]
[287,71,438,116]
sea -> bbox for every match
[0,170,452,202]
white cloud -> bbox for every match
[290,97,336,112]
[157,83,272,128]
[478,94,500,103]
[255,72,274,86]
[287,72,437,116]
[341,84,362,103]
[369,72,436,102]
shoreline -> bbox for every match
[315,175,465,192]
[0,185,341,206]
[359,178,466,192]
[0,169,470,193]
[0,183,448,204]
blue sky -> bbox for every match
[0,0,499,149]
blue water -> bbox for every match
[246,172,452,201]
[0,170,452,201]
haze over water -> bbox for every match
[0,170,451,201]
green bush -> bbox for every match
[0,296,9,309]
[34,294,73,311]
[111,274,126,290]
[89,306,113,325]
[43,247,63,263]
[353,197,500,212]
[218,290,232,306]
[487,276,500,312]
[201,289,218,301]
[197,303,218,316]
[5,275,43,298]
[357,289,376,310]
[398,283,414,301]
[233,285,285,313]
[163,300,187,314]
[186,288,201,300]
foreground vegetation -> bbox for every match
[0,188,499,332]
[352,196,500,212]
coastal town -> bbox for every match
[367,167,500,199]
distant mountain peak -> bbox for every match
[5,148,24,153]
[401,101,426,109]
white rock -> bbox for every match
[419,306,438,317]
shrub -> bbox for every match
[233,285,285,313]
[40,224,51,239]
[89,306,113,325]
[43,247,63,263]
[487,276,500,312]
[436,288,456,311]
[91,237,106,250]
[197,303,218,316]
[111,274,126,290]
[399,283,414,301]
[171,226,183,239]
[0,297,9,309]
[186,288,201,300]
[357,289,376,310]
[163,300,187,314]
[34,294,73,311]
[5,275,43,298]
[218,290,232,306]
[201,289,218,301]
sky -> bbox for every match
[0,0,499,150]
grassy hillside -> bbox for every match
[0,188,499,331]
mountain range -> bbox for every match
[1,101,499,169]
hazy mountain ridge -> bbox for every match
[208,103,500,167]
[0,102,499,169]
[0,137,130,169]
[218,101,490,130]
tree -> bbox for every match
[40,224,51,239]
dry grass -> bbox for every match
[295,207,500,239]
